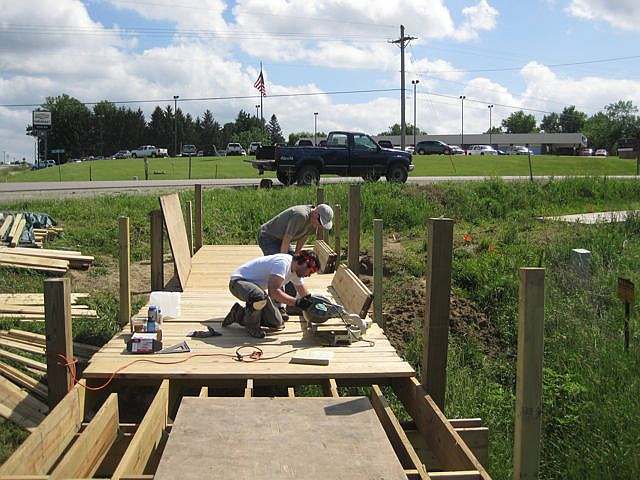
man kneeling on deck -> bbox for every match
[223,251,320,338]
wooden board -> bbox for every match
[314,240,338,274]
[0,215,13,239]
[0,376,47,430]
[159,193,192,291]
[331,264,373,318]
[0,252,69,270]
[154,397,407,480]
[9,219,26,247]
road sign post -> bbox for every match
[618,278,635,352]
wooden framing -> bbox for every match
[422,218,454,411]
[316,187,325,241]
[333,203,341,262]
[373,218,383,327]
[119,216,131,327]
[185,200,194,256]
[150,209,164,292]
[347,184,361,273]
[44,277,73,408]
[194,184,203,252]
[513,268,545,480]
[313,239,338,274]
[331,264,373,318]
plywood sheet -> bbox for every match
[154,397,407,480]
[159,193,192,290]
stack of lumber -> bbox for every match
[0,293,97,321]
[0,329,99,430]
[0,213,63,249]
[0,246,94,274]
[314,240,338,274]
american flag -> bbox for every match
[254,70,266,96]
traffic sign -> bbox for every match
[51,149,65,154]
[32,110,52,130]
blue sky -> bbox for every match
[2,0,640,160]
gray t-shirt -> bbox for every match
[260,205,316,241]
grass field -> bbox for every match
[0,179,639,479]
[2,154,638,183]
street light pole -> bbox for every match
[488,104,494,146]
[459,95,466,149]
[411,80,419,148]
[255,104,260,119]
[314,112,318,146]
[173,95,179,157]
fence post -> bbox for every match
[44,277,73,409]
[422,218,454,412]
[373,219,384,328]
[316,187,325,241]
[119,216,131,328]
[513,267,545,480]
[347,184,361,273]
[150,210,164,291]
[194,184,203,252]
[334,204,341,262]
[186,200,194,256]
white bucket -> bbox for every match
[149,291,181,319]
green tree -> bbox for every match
[501,110,537,133]
[266,114,285,145]
[559,106,587,133]
[287,131,327,146]
[604,100,640,140]
[484,126,503,134]
[540,112,561,133]
[583,112,612,149]
[378,123,421,135]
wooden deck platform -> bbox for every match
[83,245,414,382]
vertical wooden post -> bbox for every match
[513,267,545,480]
[422,218,454,412]
[373,219,384,328]
[316,187,325,241]
[44,277,73,409]
[347,184,361,273]
[150,209,164,292]
[186,201,194,256]
[119,216,131,328]
[194,184,203,252]
[334,204,341,262]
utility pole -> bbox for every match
[488,104,494,146]
[390,25,417,151]
[173,95,179,157]
[459,95,466,148]
[255,104,260,119]
[412,79,419,148]
[314,112,318,146]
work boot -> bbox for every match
[279,306,289,322]
[247,326,266,339]
[222,303,245,327]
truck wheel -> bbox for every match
[296,165,320,186]
[362,171,380,182]
[277,170,295,186]
[386,164,408,183]
[131,153,137,158]
[418,149,426,155]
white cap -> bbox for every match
[316,204,333,230]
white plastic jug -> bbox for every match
[149,291,181,319]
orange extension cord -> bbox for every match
[57,345,303,392]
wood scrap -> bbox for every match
[0,215,13,239]
[0,376,48,430]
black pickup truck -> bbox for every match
[250,131,414,186]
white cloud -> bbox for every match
[567,0,640,30]
[106,0,229,30]
[453,0,500,41]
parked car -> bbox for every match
[182,144,197,155]
[579,148,594,156]
[467,145,498,156]
[296,139,314,147]
[130,145,168,158]
[595,149,608,157]
[405,146,415,154]
[251,131,413,186]
[377,140,394,149]
[318,140,327,147]
[31,162,47,170]
[496,149,508,155]
[509,146,532,155]
[415,140,452,155]
[113,150,131,159]
[449,145,465,155]
[226,143,246,156]
[248,142,262,155]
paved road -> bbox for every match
[1,175,638,201]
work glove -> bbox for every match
[295,295,313,310]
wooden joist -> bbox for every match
[0,347,47,372]
[314,240,338,274]
[0,247,94,269]
[112,380,169,479]
[0,304,96,317]
[330,264,373,318]
[0,252,69,271]
[50,393,119,479]
[2,329,99,358]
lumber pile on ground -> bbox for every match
[0,328,100,430]
[0,246,94,274]
[0,213,62,249]
[0,293,97,321]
